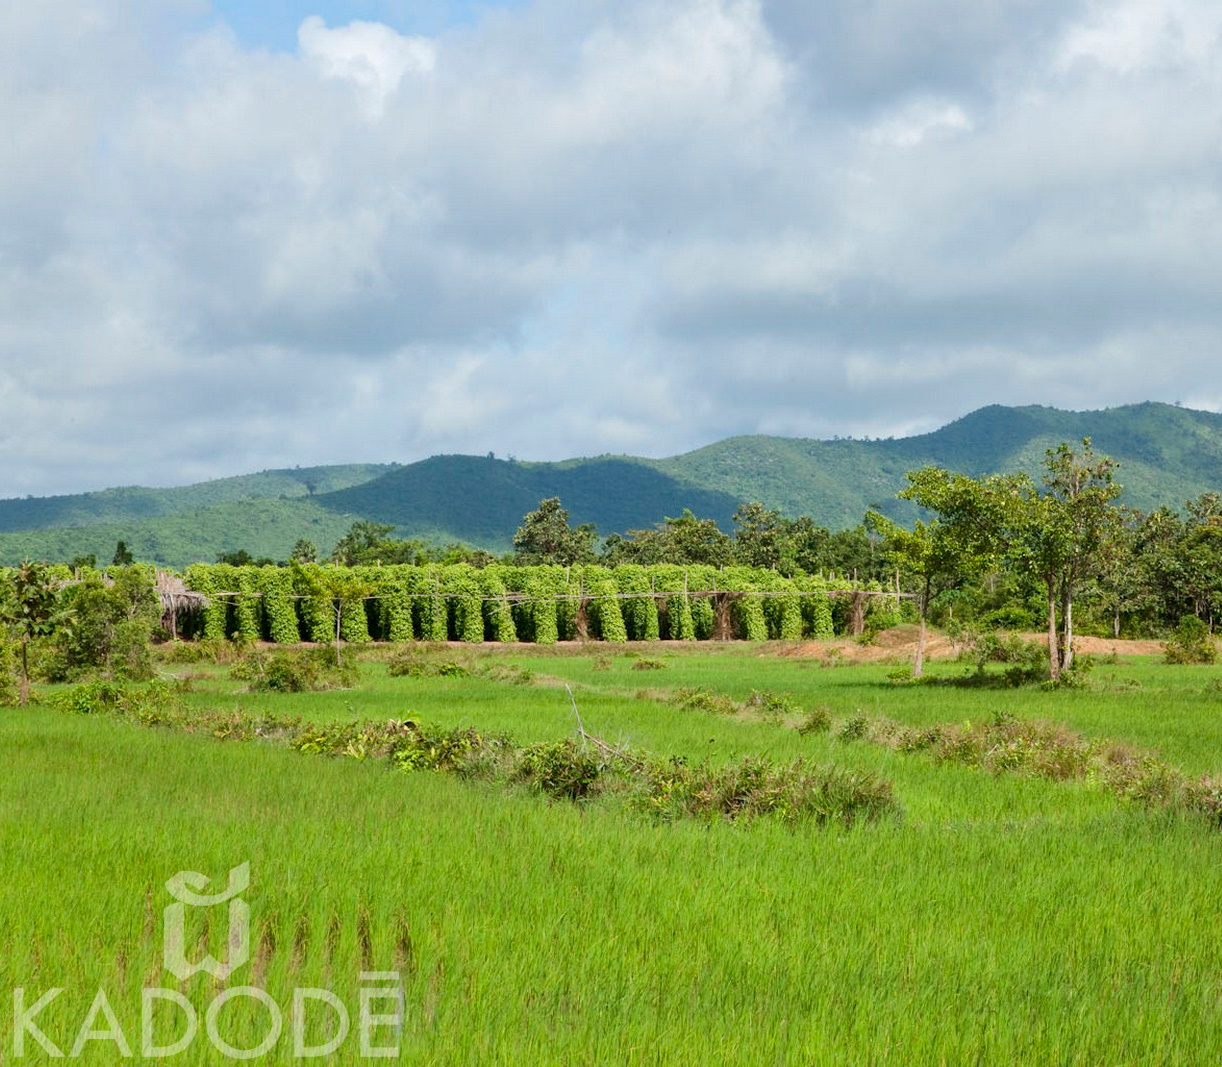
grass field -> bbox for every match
[3,638,1222,1063]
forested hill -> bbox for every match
[652,402,1222,529]
[2,402,1221,566]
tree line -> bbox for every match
[8,437,1222,691]
[867,438,1222,679]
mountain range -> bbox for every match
[3,402,1221,568]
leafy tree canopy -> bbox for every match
[513,499,597,565]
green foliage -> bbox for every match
[1,560,71,701]
[746,689,802,721]
[0,634,16,705]
[230,646,358,692]
[16,405,1222,572]
[515,740,603,801]
[48,677,181,718]
[604,509,734,566]
[232,566,262,642]
[216,549,275,566]
[380,569,415,643]
[795,574,837,637]
[444,564,486,643]
[952,630,1049,686]
[615,565,660,641]
[289,538,318,563]
[758,573,803,640]
[480,567,518,643]
[513,498,597,565]
[410,567,450,643]
[672,686,741,716]
[184,563,228,640]
[172,562,843,646]
[292,563,335,643]
[387,647,471,678]
[584,569,628,643]
[1164,615,1217,665]
[282,715,897,826]
[511,567,560,645]
[330,520,435,567]
[257,566,300,644]
[52,567,161,681]
[734,593,768,641]
[796,706,832,734]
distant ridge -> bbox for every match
[2,402,1221,567]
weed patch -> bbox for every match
[231,647,358,692]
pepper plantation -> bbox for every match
[179,562,881,646]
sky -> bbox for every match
[4,0,1222,497]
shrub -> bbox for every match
[796,706,832,735]
[231,647,358,692]
[1164,615,1217,665]
[48,678,182,721]
[387,647,471,678]
[640,756,897,826]
[52,568,161,681]
[515,740,603,800]
[673,686,740,716]
[746,689,802,721]
[838,716,868,742]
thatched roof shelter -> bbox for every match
[157,571,208,638]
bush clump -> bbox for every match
[642,756,896,826]
[387,647,471,678]
[673,686,741,716]
[231,647,358,692]
[48,678,184,721]
[957,630,1048,686]
[746,689,802,721]
[515,740,604,800]
[286,717,899,826]
[796,706,833,735]
[1164,616,1217,665]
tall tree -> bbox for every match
[512,499,597,565]
[1017,440,1121,678]
[3,561,65,704]
[603,509,733,566]
[732,503,787,570]
[876,468,1011,677]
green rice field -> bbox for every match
[3,639,1222,1063]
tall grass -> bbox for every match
[6,644,1222,1061]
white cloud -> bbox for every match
[298,15,435,117]
[865,98,973,147]
[1,0,1221,498]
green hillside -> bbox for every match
[0,499,364,570]
[3,403,1222,567]
[655,403,1222,527]
[315,455,742,548]
[0,464,391,534]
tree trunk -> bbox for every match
[914,607,927,679]
[1113,608,1120,640]
[1061,593,1074,673]
[1046,581,1060,683]
[19,634,29,706]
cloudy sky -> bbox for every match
[4,0,1221,497]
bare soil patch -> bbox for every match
[776,626,1165,665]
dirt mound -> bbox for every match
[1023,634,1165,658]
[778,627,1165,665]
